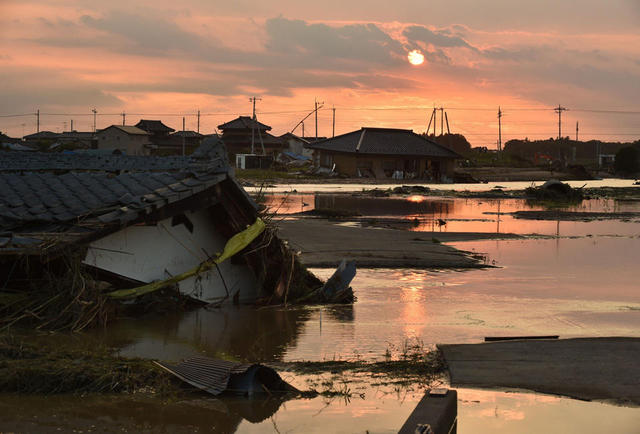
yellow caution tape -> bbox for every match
[107,217,266,299]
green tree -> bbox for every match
[614,146,640,174]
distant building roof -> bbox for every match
[171,130,204,138]
[98,125,150,136]
[60,131,95,139]
[135,120,175,134]
[307,127,461,158]
[279,132,309,144]
[23,131,59,140]
[218,116,271,131]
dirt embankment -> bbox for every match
[276,219,520,268]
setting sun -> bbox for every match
[407,49,425,65]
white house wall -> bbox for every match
[83,209,260,303]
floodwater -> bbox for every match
[247,178,640,194]
[3,188,640,433]
[264,193,640,237]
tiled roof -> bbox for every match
[0,171,225,225]
[171,130,204,138]
[23,131,59,140]
[0,151,194,172]
[99,125,150,136]
[218,116,271,131]
[307,127,461,158]
[135,120,175,133]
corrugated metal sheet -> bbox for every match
[155,356,295,396]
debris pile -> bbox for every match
[525,179,584,202]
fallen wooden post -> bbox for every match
[398,389,457,434]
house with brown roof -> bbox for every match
[306,127,461,181]
[95,125,152,155]
[217,116,284,159]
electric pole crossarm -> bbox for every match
[554,105,568,140]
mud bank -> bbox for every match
[512,210,640,221]
[277,219,521,268]
[439,337,640,406]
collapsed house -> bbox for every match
[0,138,345,330]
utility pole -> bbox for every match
[554,105,567,140]
[36,109,40,133]
[332,105,336,138]
[197,109,200,134]
[576,121,579,141]
[249,96,261,154]
[182,117,186,156]
[302,122,305,138]
[426,109,434,135]
[70,119,73,131]
[92,108,97,133]
[444,111,451,134]
[439,107,444,135]
[497,106,502,152]
[314,98,323,141]
[121,112,126,126]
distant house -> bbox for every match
[22,131,59,148]
[306,127,461,181]
[166,130,206,155]
[0,131,20,145]
[95,125,151,155]
[218,116,284,158]
[279,132,313,158]
[135,119,175,138]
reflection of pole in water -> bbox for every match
[555,219,560,253]
[496,200,501,234]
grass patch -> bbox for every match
[0,333,175,395]
[283,339,446,388]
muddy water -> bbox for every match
[3,194,640,433]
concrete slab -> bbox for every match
[277,219,518,268]
[439,337,640,406]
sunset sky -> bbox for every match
[1,0,639,147]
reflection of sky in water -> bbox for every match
[285,236,640,361]
[249,179,640,194]
[72,194,640,433]
[263,194,640,237]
